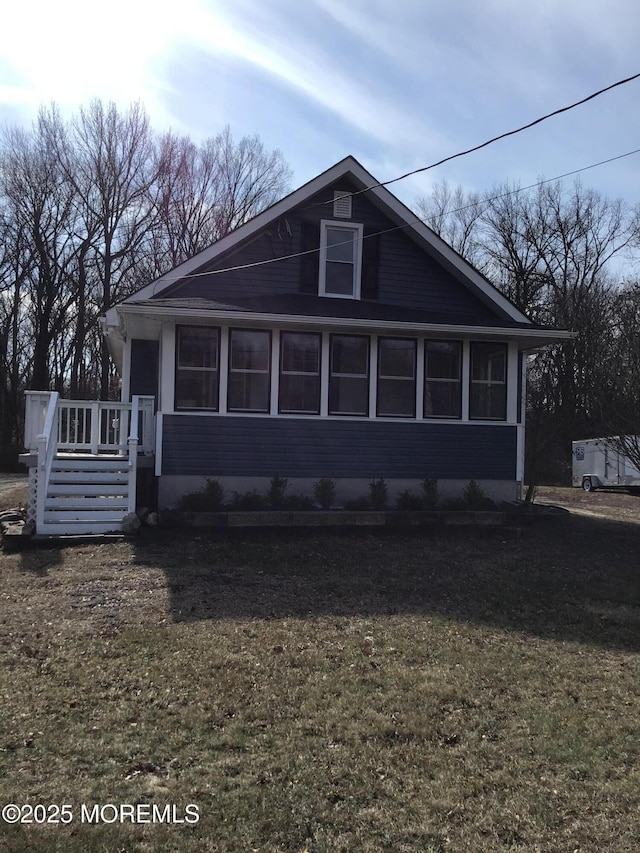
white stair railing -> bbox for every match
[35,392,60,533]
[25,392,156,534]
[127,396,140,514]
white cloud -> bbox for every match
[180,1,451,155]
[1,0,639,209]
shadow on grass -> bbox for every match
[129,510,640,653]
[16,546,63,575]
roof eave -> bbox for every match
[114,302,572,348]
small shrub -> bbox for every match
[395,490,425,511]
[421,478,439,509]
[462,479,496,510]
[343,496,372,511]
[439,497,467,511]
[368,478,388,510]
[313,478,337,510]
[267,475,288,509]
[282,494,315,511]
[177,478,225,512]
[228,490,268,511]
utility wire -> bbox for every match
[150,146,640,283]
[146,72,640,291]
[308,71,640,208]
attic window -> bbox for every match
[319,220,363,299]
[333,190,352,219]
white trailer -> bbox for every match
[572,437,640,492]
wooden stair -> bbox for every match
[42,456,132,535]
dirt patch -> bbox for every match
[535,485,640,524]
[0,474,28,513]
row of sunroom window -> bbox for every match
[175,327,509,420]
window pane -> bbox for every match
[379,338,415,378]
[331,336,368,375]
[325,262,354,295]
[329,377,369,415]
[377,379,415,417]
[279,375,320,414]
[177,327,218,369]
[228,373,270,412]
[424,381,461,418]
[281,333,319,373]
[175,371,219,410]
[228,329,271,412]
[280,333,320,414]
[326,227,355,262]
[471,343,506,381]
[376,338,415,417]
[424,341,461,418]
[230,330,270,371]
[425,341,461,379]
[470,385,507,420]
[176,327,219,410]
[470,342,507,420]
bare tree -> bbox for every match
[49,100,160,397]
[151,126,292,275]
[0,117,79,392]
[415,178,636,486]
[600,283,640,472]
[415,180,485,268]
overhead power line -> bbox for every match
[153,146,640,283]
[327,71,640,205]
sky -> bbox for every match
[1,0,640,215]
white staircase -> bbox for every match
[43,456,132,535]
[23,392,155,536]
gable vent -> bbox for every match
[333,190,352,219]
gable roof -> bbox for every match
[109,156,534,327]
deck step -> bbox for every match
[31,452,138,535]
[48,471,129,485]
[47,484,129,497]
[37,520,125,535]
[52,458,129,472]
[43,509,128,523]
[45,497,129,511]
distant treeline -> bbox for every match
[0,100,292,468]
[416,180,640,484]
[1,100,639,480]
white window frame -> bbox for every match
[376,336,417,418]
[227,328,272,413]
[423,340,463,420]
[175,325,220,411]
[469,341,508,421]
[278,331,322,415]
[318,220,364,300]
[328,333,370,416]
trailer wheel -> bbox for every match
[582,477,595,492]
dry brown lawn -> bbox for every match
[0,485,639,852]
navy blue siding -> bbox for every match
[130,339,159,404]
[162,415,517,480]
[161,179,502,324]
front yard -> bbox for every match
[1,488,639,851]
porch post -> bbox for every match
[90,401,100,454]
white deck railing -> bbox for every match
[24,392,155,456]
[24,392,155,532]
